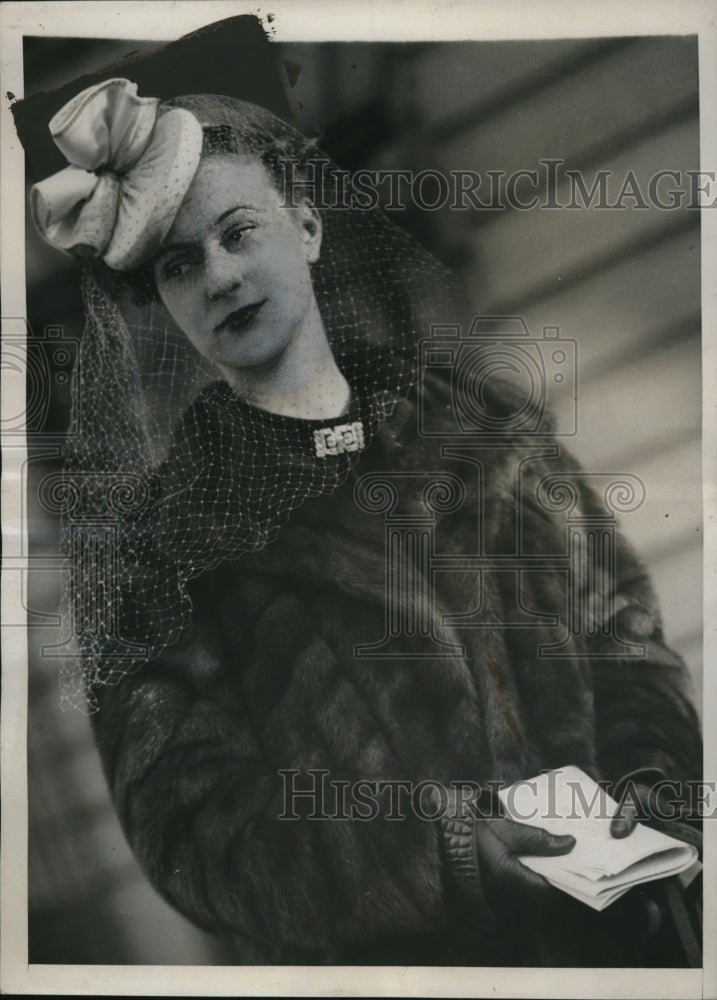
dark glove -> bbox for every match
[610,767,702,856]
[439,783,665,963]
[609,768,703,967]
[439,786,575,927]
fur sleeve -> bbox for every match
[589,537,702,787]
[90,590,448,956]
[571,458,702,787]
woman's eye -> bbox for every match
[224,224,255,247]
[158,256,195,282]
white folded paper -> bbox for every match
[498,766,699,910]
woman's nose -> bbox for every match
[205,246,242,300]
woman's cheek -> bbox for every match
[166,282,190,315]
[160,288,196,343]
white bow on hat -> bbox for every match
[31,78,203,271]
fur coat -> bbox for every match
[91,365,702,966]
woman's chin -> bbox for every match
[216,340,289,376]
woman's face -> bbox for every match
[154,155,322,369]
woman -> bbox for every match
[31,78,702,966]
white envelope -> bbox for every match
[498,766,698,910]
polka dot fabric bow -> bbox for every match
[30,78,203,270]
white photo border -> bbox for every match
[1,1,715,996]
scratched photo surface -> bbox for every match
[19,23,703,967]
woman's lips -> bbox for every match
[215,299,267,335]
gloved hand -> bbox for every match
[609,768,703,968]
[439,786,575,927]
[438,781,666,961]
[609,768,702,856]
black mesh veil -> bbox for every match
[52,92,464,711]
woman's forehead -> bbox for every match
[166,155,284,240]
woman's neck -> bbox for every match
[219,299,350,420]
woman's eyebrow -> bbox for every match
[215,205,256,224]
[157,206,260,259]
[155,240,197,260]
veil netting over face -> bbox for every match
[31,83,466,711]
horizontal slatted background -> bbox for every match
[283,35,702,693]
[24,35,701,964]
